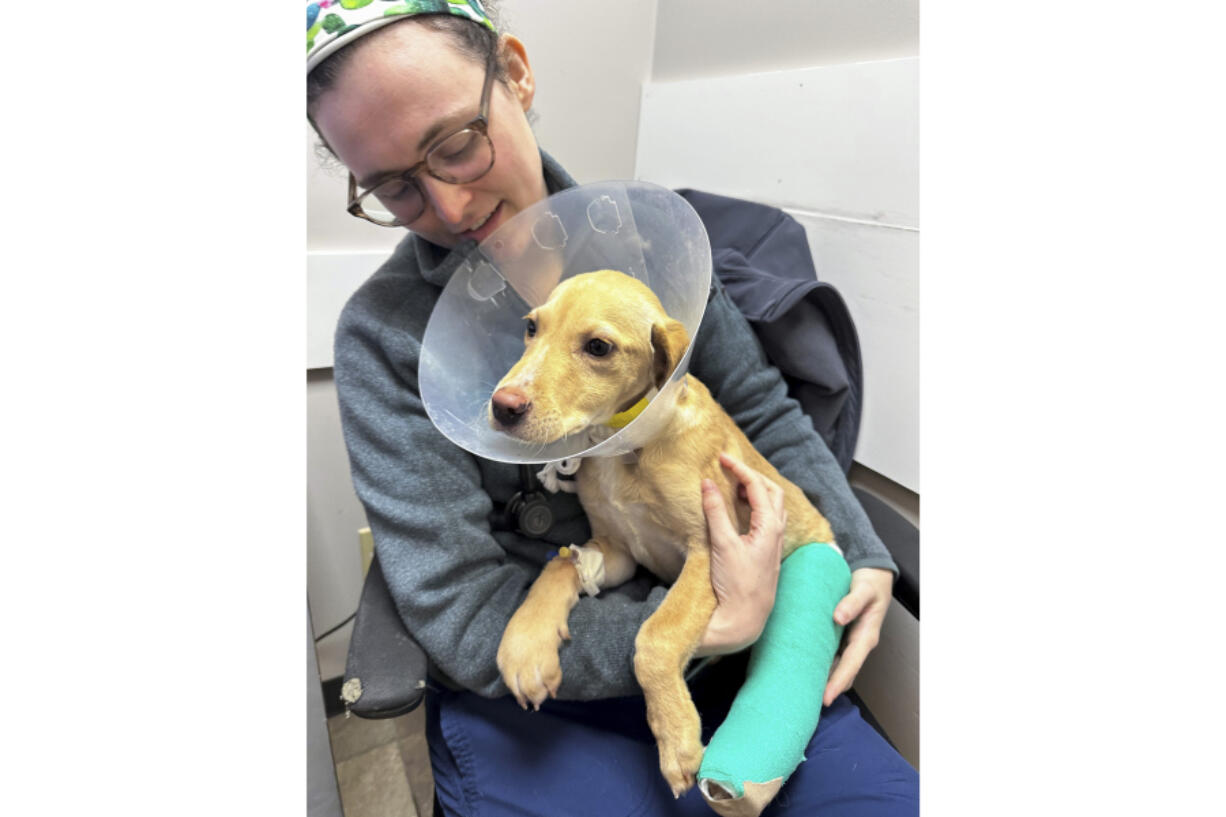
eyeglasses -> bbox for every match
[346,47,498,227]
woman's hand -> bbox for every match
[822,567,894,705]
[695,453,787,657]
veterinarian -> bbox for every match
[307,2,919,814]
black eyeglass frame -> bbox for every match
[346,45,499,227]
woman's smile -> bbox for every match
[460,200,504,242]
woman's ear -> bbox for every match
[500,34,535,111]
[651,319,690,389]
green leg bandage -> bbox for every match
[697,543,852,817]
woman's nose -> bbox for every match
[419,176,473,228]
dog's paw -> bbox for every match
[496,614,565,711]
[656,724,704,799]
[645,701,703,798]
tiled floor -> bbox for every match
[327,706,434,817]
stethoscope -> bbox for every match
[498,465,556,538]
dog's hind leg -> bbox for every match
[633,543,717,798]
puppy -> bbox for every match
[489,269,836,797]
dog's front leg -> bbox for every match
[497,538,634,710]
[634,543,717,798]
[497,556,579,710]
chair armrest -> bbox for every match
[341,553,429,719]
[851,487,919,619]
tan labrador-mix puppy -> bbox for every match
[489,269,836,797]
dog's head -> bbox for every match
[488,269,690,444]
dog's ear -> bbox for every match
[651,319,690,389]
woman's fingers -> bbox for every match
[824,633,873,706]
[720,452,784,509]
[701,478,739,544]
[834,582,873,627]
[824,570,893,705]
[823,611,884,704]
[719,452,765,497]
[718,453,783,541]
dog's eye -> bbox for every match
[525,318,537,338]
[585,338,612,357]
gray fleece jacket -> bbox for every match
[333,151,897,701]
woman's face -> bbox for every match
[312,24,547,249]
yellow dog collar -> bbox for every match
[605,396,649,429]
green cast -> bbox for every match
[697,542,851,799]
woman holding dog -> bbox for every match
[308,2,918,814]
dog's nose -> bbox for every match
[491,387,531,428]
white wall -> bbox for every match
[307,370,369,678]
[638,5,920,492]
[498,0,658,185]
[652,0,918,81]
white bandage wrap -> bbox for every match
[536,458,582,493]
[567,544,605,597]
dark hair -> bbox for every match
[307,4,506,119]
